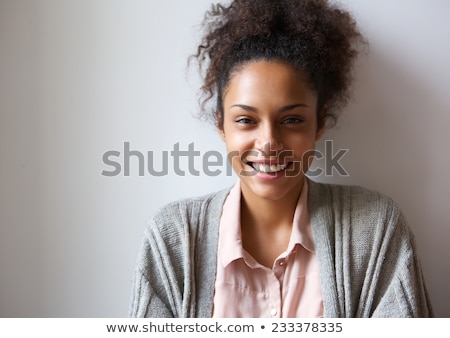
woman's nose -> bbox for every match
[255,123,283,155]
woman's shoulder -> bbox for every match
[309,179,399,208]
[147,187,231,233]
[308,178,414,249]
[307,178,405,226]
[156,188,230,216]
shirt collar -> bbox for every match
[289,179,315,253]
[218,180,245,266]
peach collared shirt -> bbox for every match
[212,180,323,318]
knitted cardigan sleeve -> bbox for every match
[308,180,433,317]
[369,212,433,317]
[128,189,228,318]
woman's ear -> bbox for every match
[316,123,325,141]
[218,125,226,141]
[216,111,226,141]
[315,106,328,141]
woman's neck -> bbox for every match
[240,180,304,230]
[239,179,305,267]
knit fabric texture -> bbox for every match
[128,179,433,318]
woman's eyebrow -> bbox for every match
[229,104,258,112]
[229,103,309,113]
[279,103,309,113]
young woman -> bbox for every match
[129,0,433,317]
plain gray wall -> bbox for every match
[0,0,449,317]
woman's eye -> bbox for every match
[235,117,255,124]
[282,117,303,124]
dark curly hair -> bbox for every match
[192,0,367,129]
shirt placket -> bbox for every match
[267,256,288,318]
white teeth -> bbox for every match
[252,163,287,173]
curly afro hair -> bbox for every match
[192,0,367,129]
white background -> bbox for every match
[0,0,449,317]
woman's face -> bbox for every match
[219,60,324,202]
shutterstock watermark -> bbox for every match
[101,140,349,177]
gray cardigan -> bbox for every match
[128,179,433,317]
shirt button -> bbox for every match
[279,260,285,266]
[271,309,278,316]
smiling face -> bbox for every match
[219,60,324,203]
